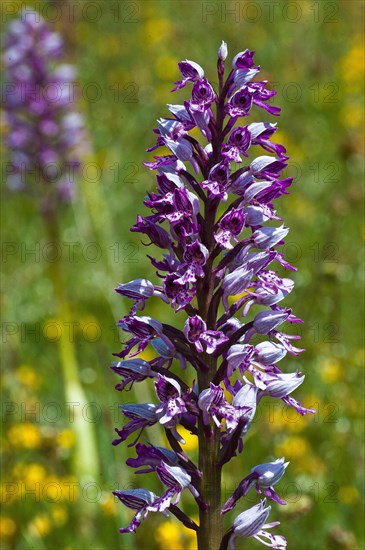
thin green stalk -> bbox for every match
[197,205,223,548]
[43,208,99,499]
[197,359,223,549]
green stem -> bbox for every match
[196,68,234,548]
[197,359,223,549]
[43,208,99,491]
[197,213,223,548]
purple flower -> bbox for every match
[262,372,305,398]
[113,403,159,446]
[222,457,288,514]
[223,126,251,162]
[3,8,88,203]
[191,78,216,110]
[250,156,287,180]
[173,60,205,90]
[147,462,201,512]
[111,358,156,391]
[126,442,179,473]
[184,316,228,354]
[131,215,172,249]
[225,499,287,549]
[232,49,255,70]
[155,375,188,440]
[226,87,254,117]
[252,309,290,334]
[215,208,245,250]
[111,43,313,548]
[115,278,168,313]
[113,489,159,533]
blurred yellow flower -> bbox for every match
[275,436,310,460]
[7,423,41,449]
[51,505,68,527]
[16,364,41,389]
[155,521,184,549]
[57,429,76,449]
[29,514,51,538]
[0,516,16,537]
[100,493,117,516]
[25,463,46,484]
[338,485,360,505]
[144,18,172,46]
[155,518,198,549]
[185,523,198,550]
[320,360,342,383]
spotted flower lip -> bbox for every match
[184,315,228,354]
[198,383,245,431]
[109,42,312,547]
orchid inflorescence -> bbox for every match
[3,8,88,206]
[111,42,314,549]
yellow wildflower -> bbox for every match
[320,360,342,383]
[0,517,16,536]
[100,493,117,516]
[25,464,46,484]
[275,436,310,460]
[144,18,172,46]
[155,521,184,549]
[51,505,68,527]
[7,423,41,449]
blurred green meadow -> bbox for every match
[1,1,364,549]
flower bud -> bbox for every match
[218,40,228,61]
